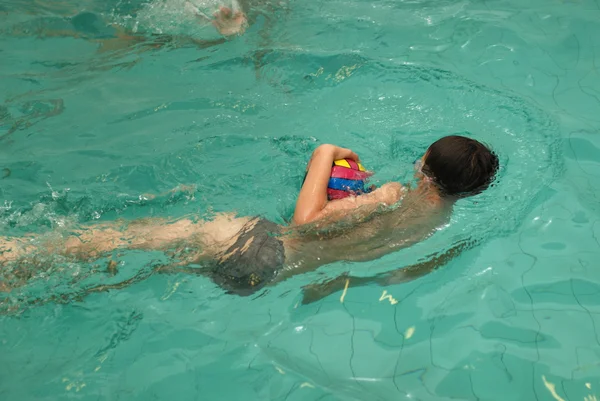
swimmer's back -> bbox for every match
[281,187,450,277]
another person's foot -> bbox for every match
[212,6,247,36]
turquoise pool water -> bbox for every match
[1,0,599,399]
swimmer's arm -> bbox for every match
[300,239,472,304]
[315,182,404,222]
[292,144,360,225]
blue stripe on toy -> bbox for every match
[328,177,365,192]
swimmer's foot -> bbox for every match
[141,184,196,201]
[106,259,118,276]
[0,281,10,293]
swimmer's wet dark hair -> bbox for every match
[422,135,499,197]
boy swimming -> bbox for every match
[0,135,498,298]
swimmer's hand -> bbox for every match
[305,144,360,172]
[212,6,248,36]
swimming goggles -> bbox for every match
[414,158,423,173]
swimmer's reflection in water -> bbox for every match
[0,135,499,303]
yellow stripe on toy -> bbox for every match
[334,159,351,168]
[357,162,366,171]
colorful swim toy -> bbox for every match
[327,158,373,200]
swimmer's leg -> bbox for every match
[1,212,253,264]
[0,235,43,293]
[0,236,37,265]
[0,213,255,299]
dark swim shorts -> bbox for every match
[207,218,285,296]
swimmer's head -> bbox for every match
[419,135,499,197]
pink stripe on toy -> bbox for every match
[346,159,359,170]
[327,188,350,200]
[330,166,372,180]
